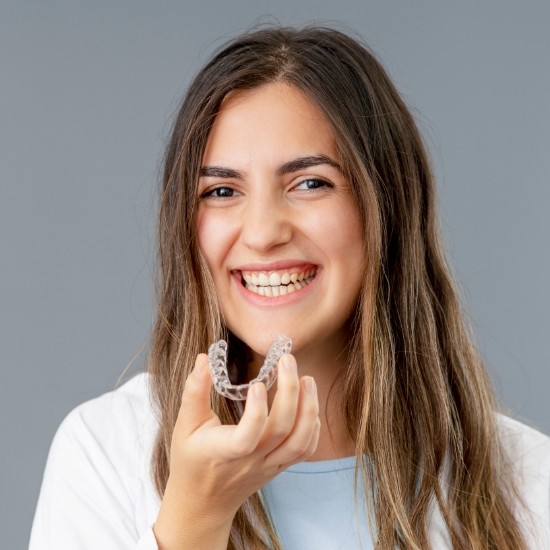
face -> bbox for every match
[197,82,365,361]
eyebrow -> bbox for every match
[199,155,341,179]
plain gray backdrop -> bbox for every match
[1,2,549,548]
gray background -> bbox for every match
[1,1,548,548]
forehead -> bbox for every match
[202,82,339,166]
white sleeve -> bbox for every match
[496,414,550,549]
[29,404,159,550]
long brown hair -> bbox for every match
[148,26,528,549]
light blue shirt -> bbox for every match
[262,456,375,550]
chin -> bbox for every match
[228,326,298,358]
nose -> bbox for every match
[239,193,292,253]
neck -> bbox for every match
[299,336,354,459]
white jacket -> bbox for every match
[29,373,550,549]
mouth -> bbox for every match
[239,266,318,297]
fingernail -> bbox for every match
[193,356,207,379]
[304,376,316,395]
[281,354,296,371]
[252,383,266,400]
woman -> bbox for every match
[30,26,550,549]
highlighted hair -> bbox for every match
[148,26,528,549]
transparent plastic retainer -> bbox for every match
[208,335,292,400]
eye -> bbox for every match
[200,186,239,199]
[293,178,333,191]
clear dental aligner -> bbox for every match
[208,335,292,400]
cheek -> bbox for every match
[196,210,238,275]
[306,201,363,256]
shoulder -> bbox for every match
[50,372,159,480]
[495,413,550,471]
[495,413,550,547]
[59,371,157,433]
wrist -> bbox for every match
[154,479,235,550]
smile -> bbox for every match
[240,267,317,297]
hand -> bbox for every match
[153,352,320,549]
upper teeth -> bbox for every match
[242,269,315,287]
[241,268,317,296]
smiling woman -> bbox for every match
[197,83,365,366]
[29,26,550,550]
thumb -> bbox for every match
[177,353,215,437]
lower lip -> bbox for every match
[232,270,321,307]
